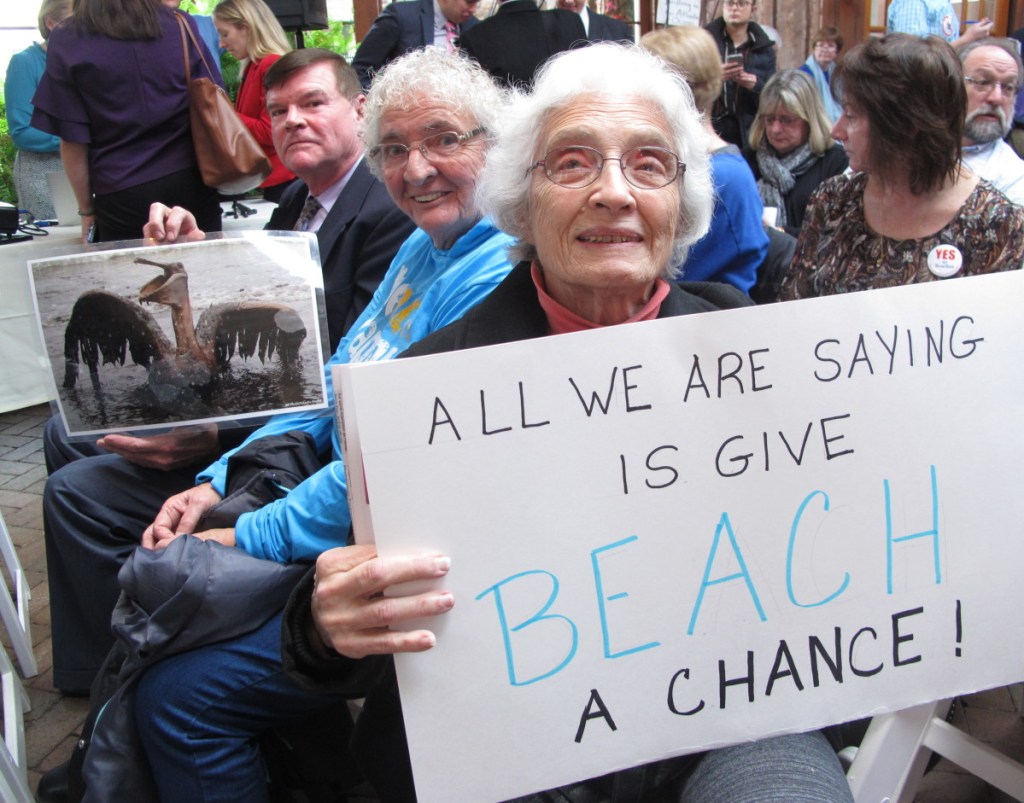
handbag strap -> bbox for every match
[176,12,214,83]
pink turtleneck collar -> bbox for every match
[531,262,670,335]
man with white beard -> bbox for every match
[960,39,1024,205]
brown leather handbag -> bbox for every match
[177,14,272,194]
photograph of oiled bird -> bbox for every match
[30,236,328,436]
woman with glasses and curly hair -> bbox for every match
[124,47,517,801]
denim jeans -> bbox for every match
[135,611,343,803]
[136,604,853,803]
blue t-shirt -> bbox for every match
[681,149,767,294]
[199,218,516,562]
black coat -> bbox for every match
[743,143,849,237]
[351,0,480,89]
[704,17,777,149]
[459,0,586,88]
[267,162,415,351]
[586,11,634,42]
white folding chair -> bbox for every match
[0,643,33,803]
[0,512,36,677]
[846,696,1024,802]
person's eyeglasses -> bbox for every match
[529,145,684,190]
[368,128,486,169]
[964,76,1019,97]
[761,113,803,127]
[813,41,838,49]
[724,0,752,7]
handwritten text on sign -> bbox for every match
[334,271,1024,803]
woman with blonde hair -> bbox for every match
[642,25,768,294]
[213,0,295,200]
[746,68,848,236]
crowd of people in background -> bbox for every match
[7,0,1024,801]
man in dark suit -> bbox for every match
[263,50,415,351]
[38,49,416,702]
[154,49,415,352]
[459,0,586,88]
[352,0,481,90]
[555,0,633,42]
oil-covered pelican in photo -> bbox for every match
[63,256,307,410]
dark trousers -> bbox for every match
[93,166,223,243]
[42,417,201,693]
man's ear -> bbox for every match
[352,93,367,120]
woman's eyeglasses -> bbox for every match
[761,113,803,127]
[368,128,486,169]
[529,145,684,190]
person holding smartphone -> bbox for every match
[705,0,776,148]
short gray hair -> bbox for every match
[958,37,1024,85]
[476,42,713,273]
[362,48,507,180]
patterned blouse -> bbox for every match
[779,173,1024,300]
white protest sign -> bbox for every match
[654,0,701,26]
[334,270,1024,803]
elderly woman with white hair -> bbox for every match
[124,47,518,802]
[285,43,855,802]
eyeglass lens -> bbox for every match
[966,76,1018,96]
[538,146,680,189]
[762,114,801,126]
[373,130,476,168]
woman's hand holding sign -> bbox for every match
[311,545,454,659]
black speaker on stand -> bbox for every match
[264,0,329,47]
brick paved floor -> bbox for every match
[1,401,1022,801]
[0,403,89,796]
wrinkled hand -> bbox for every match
[97,424,219,471]
[311,545,454,659]
[193,528,236,548]
[143,202,205,243]
[962,18,993,44]
[142,482,223,550]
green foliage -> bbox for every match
[182,0,355,57]
[300,21,357,59]
[180,0,218,13]
[0,96,16,206]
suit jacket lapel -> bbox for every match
[266,180,305,230]
[419,0,433,47]
[315,160,375,258]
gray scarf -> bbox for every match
[755,142,818,227]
